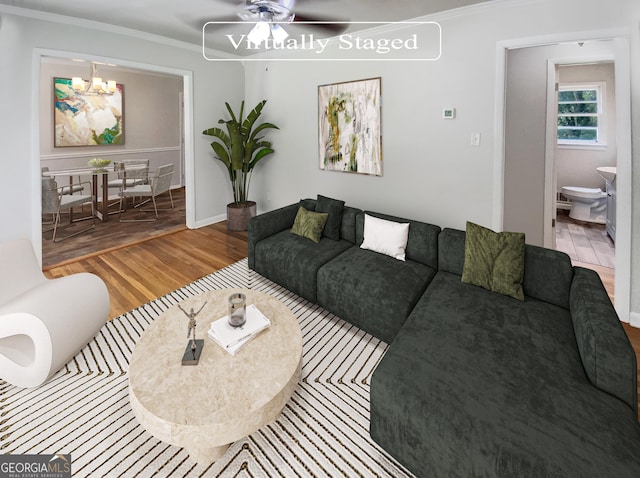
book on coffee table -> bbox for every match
[208,304,271,355]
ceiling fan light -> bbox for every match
[247,21,270,45]
[271,23,289,44]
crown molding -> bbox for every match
[417,0,539,23]
[0,4,239,60]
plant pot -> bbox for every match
[227,201,257,232]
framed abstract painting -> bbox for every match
[54,77,124,147]
[318,77,382,175]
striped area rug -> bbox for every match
[1,259,415,478]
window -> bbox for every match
[557,83,604,146]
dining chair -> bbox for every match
[106,159,150,210]
[42,177,96,242]
[118,163,175,222]
[107,159,149,190]
[41,167,85,195]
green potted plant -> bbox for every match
[203,100,279,231]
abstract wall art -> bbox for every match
[54,77,124,147]
[318,77,382,175]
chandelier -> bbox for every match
[239,2,294,46]
[72,62,117,95]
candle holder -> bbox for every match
[228,293,247,328]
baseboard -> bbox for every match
[194,213,227,229]
[629,311,640,329]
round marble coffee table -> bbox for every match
[128,288,302,464]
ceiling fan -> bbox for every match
[204,0,348,45]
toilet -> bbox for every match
[561,186,607,224]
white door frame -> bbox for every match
[543,60,559,250]
[31,48,196,263]
[543,55,616,248]
[494,28,632,323]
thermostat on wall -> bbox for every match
[443,108,456,119]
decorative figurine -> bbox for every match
[178,302,207,365]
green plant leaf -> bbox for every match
[203,127,231,149]
[248,147,274,170]
[210,142,231,167]
[249,122,279,142]
[203,99,277,204]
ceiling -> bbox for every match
[1,0,491,55]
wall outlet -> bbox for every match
[471,132,481,146]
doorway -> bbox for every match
[499,33,632,322]
[549,61,617,284]
[35,51,194,267]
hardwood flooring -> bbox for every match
[43,223,640,413]
[44,222,248,320]
[42,187,186,268]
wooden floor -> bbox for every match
[45,222,248,320]
[42,187,186,268]
[43,224,640,413]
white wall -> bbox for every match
[243,0,640,323]
[0,12,244,247]
[244,26,499,230]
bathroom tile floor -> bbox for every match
[555,211,615,269]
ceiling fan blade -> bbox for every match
[292,13,349,35]
[200,15,243,24]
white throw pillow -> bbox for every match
[360,214,410,261]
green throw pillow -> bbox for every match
[461,221,525,301]
[291,207,329,243]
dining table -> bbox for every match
[42,164,146,222]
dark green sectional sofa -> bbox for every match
[248,198,640,477]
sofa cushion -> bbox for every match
[570,266,638,413]
[360,214,410,261]
[461,221,525,301]
[340,206,360,244]
[523,243,573,309]
[253,229,352,302]
[370,271,640,477]
[248,202,300,270]
[439,228,574,308]
[317,246,436,343]
[316,194,345,241]
[357,211,440,269]
[294,199,359,245]
[299,197,317,211]
[290,206,328,243]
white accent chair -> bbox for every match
[0,239,109,388]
